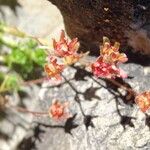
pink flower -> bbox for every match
[135,91,150,112]
[53,30,79,57]
[91,57,127,78]
[49,100,70,121]
[91,37,128,79]
[44,57,64,80]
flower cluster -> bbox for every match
[44,57,64,80]
[53,30,79,57]
[44,31,150,115]
[53,30,83,65]
[135,91,150,112]
[44,30,84,79]
[49,100,70,120]
[91,37,128,78]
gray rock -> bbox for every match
[34,63,150,150]
[0,0,64,38]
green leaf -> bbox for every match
[0,73,4,84]
[5,74,20,90]
[0,74,21,92]
[27,39,38,48]
[32,48,46,66]
[22,60,33,73]
[10,48,28,65]
[4,48,34,78]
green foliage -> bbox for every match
[4,39,46,78]
[5,39,46,78]
[0,73,21,92]
[1,35,46,79]
[0,73,4,84]
[4,74,20,91]
[32,48,47,66]
[0,22,47,92]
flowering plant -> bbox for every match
[53,30,79,57]
[91,37,128,79]
[0,25,149,124]
[135,91,150,112]
[44,30,86,80]
[44,56,64,80]
[49,100,70,120]
[44,31,150,115]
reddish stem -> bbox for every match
[11,106,48,116]
[22,77,46,86]
[107,78,137,96]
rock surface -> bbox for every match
[47,0,150,55]
[0,0,64,38]
[25,63,150,150]
[0,0,64,149]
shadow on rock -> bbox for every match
[73,66,92,81]
[126,48,150,66]
[36,114,78,135]
[83,85,101,101]
[105,77,136,106]
[17,125,45,150]
[145,114,150,129]
[0,0,21,16]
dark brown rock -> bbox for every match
[48,0,150,55]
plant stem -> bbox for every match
[10,106,49,116]
[22,77,46,86]
[0,34,17,49]
[0,77,46,93]
[107,78,137,96]
[0,76,9,92]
